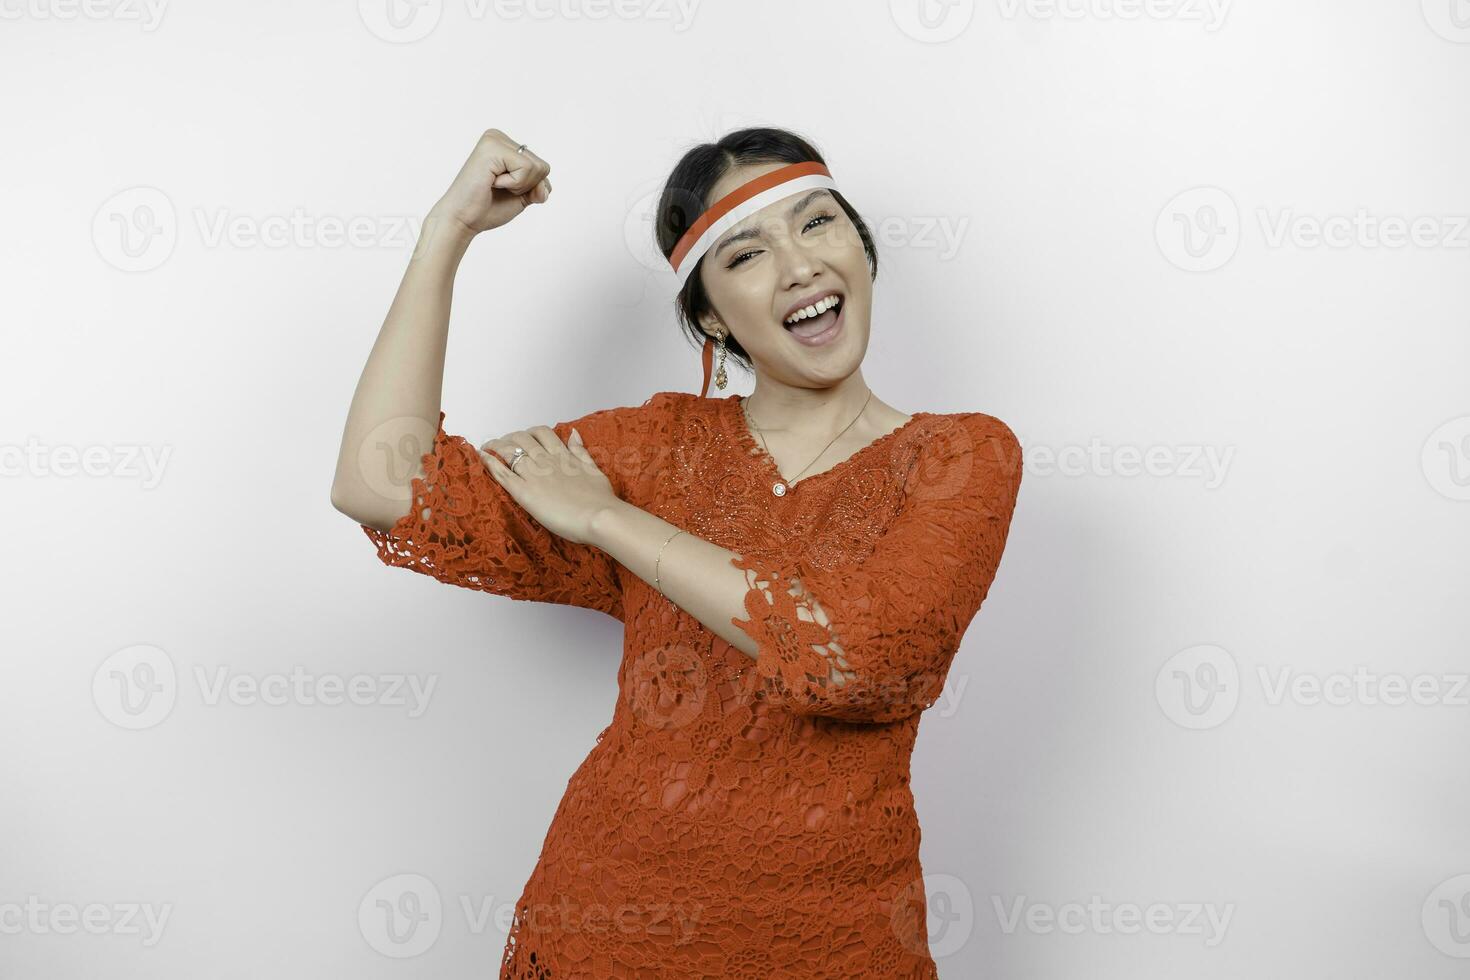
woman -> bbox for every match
[331,126,1023,978]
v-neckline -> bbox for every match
[723,393,929,494]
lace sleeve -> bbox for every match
[360,394,675,620]
[728,414,1023,723]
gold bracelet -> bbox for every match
[654,528,684,604]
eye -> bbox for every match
[727,212,838,268]
[804,211,836,232]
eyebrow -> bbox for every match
[712,189,832,258]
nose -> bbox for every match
[773,235,822,288]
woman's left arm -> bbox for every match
[591,413,1024,723]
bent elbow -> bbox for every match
[331,482,402,532]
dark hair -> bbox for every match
[654,126,880,376]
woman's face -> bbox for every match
[696,162,871,388]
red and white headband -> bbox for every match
[668,160,837,290]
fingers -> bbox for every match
[478,435,525,465]
[523,425,572,455]
[479,447,505,473]
[480,443,546,489]
[505,176,552,209]
[479,426,574,477]
[476,434,529,479]
[567,427,596,464]
[491,143,551,195]
[485,429,550,455]
[492,169,523,189]
[478,447,516,490]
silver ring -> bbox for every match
[515,143,528,155]
[508,446,526,472]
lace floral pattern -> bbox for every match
[359,390,1023,978]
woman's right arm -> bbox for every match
[329,129,552,531]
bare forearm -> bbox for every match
[330,209,475,529]
[590,500,763,659]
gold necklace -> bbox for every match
[741,389,874,497]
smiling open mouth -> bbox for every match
[783,294,843,338]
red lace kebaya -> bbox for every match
[361,390,1023,979]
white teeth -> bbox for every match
[784,294,841,325]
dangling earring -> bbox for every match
[714,329,729,390]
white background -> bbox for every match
[3,1,1468,977]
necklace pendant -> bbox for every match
[772,481,787,497]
